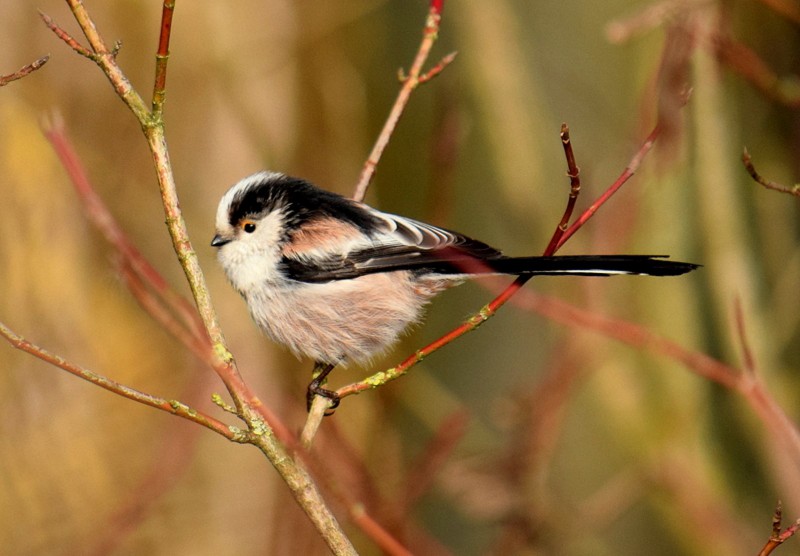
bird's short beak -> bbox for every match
[211,234,231,247]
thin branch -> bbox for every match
[555,123,661,251]
[0,321,238,440]
[48,0,244,402]
[0,54,50,87]
[605,0,703,44]
[43,108,296,449]
[118,261,209,357]
[505,285,800,474]
[352,0,449,201]
[544,123,582,255]
[38,5,356,553]
[41,114,207,346]
[715,35,800,107]
[416,51,457,84]
[152,0,175,117]
[742,148,800,197]
[758,501,800,556]
[39,11,94,58]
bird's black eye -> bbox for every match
[242,221,256,233]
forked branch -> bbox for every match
[34,2,356,554]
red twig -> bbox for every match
[118,261,209,357]
[544,123,582,255]
[152,0,175,115]
[715,35,800,107]
[758,501,800,556]
[417,51,458,84]
[41,115,208,346]
[505,286,800,473]
[352,0,451,202]
[0,54,50,86]
[509,286,739,389]
[555,123,661,251]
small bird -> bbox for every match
[212,171,698,406]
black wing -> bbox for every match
[280,208,700,282]
[282,210,505,283]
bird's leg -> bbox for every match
[307,362,339,413]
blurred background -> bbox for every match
[1,1,799,554]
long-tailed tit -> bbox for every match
[212,171,698,406]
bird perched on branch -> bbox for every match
[212,171,698,406]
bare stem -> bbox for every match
[758,501,800,556]
[544,123,582,255]
[352,0,449,201]
[555,123,661,251]
[742,148,800,197]
[152,0,175,117]
[37,4,356,553]
[41,115,207,345]
[0,54,50,86]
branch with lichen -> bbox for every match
[29,2,356,553]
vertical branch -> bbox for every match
[51,1,235,385]
[544,123,582,256]
[152,0,176,117]
[40,5,358,553]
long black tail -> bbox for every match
[485,255,699,277]
[289,252,699,282]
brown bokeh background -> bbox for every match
[2,1,800,554]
